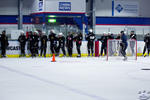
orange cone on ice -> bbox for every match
[51,54,56,62]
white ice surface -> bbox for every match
[0,57,150,100]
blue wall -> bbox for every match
[96,17,150,25]
[0,15,32,24]
[2,15,149,26]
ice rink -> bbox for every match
[0,57,150,100]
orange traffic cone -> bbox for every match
[51,54,56,62]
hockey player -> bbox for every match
[99,32,107,56]
[26,31,31,53]
[74,32,83,57]
[49,30,57,55]
[40,31,47,57]
[143,33,148,56]
[0,30,9,57]
[29,32,34,57]
[86,29,96,56]
[57,32,66,56]
[66,32,74,57]
[120,31,128,60]
[129,31,136,55]
[33,31,39,56]
[28,31,36,57]
[143,33,150,57]
[18,31,26,57]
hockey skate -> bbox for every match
[123,56,127,61]
[77,54,81,57]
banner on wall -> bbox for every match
[59,2,71,11]
[114,1,139,16]
[39,0,44,12]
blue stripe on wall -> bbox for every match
[96,17,150,25]
[0,15,32,24]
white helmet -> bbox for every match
[89,29,93,33]
[108,32,111,34]
[103,32,106,34]
[21,30,24,34]
[59,32,63,36]
[43,31,46,34]
[34,31,38,33]
[50,29,55,33]
[124,31,127,34]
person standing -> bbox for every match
[40,31,47,57]
[57,32,66,56]
[0,30,9,57]
[66,32,74,57]
[120,31,128,60]
[86,29,96,56]
[74,32,83,57]
[99,32,107,56]
[129,31,136,55]
[49,30,57,55]
[143,33,150,57]
[34,31,39,56]
[28,31,35,57]
[18,31,26,57]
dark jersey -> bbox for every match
[121,34,128,46]
[18,35,26,46]
[86,33,96,42]
[66,34,74,48]
[130,34,136,40]
[1,34,9,47]
[41,35,47,48]
[108,34,114,39]
[49,33,57,45]
[116,36,121,39]
[75,34,83,45]
[144,34,150,45]
[58,36,65,48]
[100,35,107,46]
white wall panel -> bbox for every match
[31,0,40,13]
[95,0,112,16]
[139,0,150,17]
[95,0,150,17]
[0,0,34,15]
[0,0,18,15]
[23,0,34,15]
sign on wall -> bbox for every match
[114,1,139,16]
[31,0,85,13]
[44,0,85,13]
[39,0,44,12]
[59,2,71,11]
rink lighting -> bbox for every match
[48,15,56,17]
[48,19,56,23]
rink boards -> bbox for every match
[0,41,146,57]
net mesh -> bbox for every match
[107,39,137,60]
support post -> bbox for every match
[18,0,23,30]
